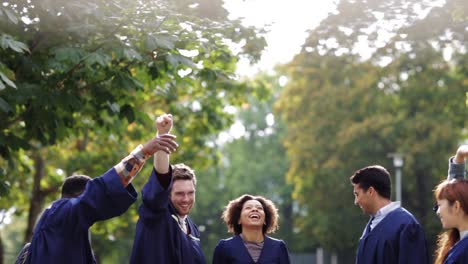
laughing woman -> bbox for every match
[213,194,291,264]
[434,145,468,264]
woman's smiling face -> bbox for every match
[436,199,457,229]
[238,199,265,229]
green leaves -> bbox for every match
[0,0,268,261]
[166,53,197,69]
[112,72,144,91]
[0,7,19,24]
[0,167,9,197]
[85,52,112,67]
[123,48,143,61]
[0,97,12,113]
[53,47,85,65]
[0,71,16,90]
[0,34,29,53]
[146,34,177,50]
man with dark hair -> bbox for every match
[130,114,206,264]
[16,175,93,264]
[17,132,178,264]
[350,165,429,264]
[60,175,92,198]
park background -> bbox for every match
[0,0,467,263]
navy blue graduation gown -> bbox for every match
[356,207,429,264]
[444,236,468,264]
[213,235,290,264]
[25,168,138,264]
[130,168,206,264]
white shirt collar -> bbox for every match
[374,201,401,218]
[460,230,468,240]
[177,215,187,224]
[368,201,401,231]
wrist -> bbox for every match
[454,154,465,164]
[114,144,151,187]
[132,144,151,162]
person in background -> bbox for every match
[434,144,468,264]
[350,165,429,264]
[212,194,291,264]
[16,127,178,264]
[130,114,205,264]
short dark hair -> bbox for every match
[172,163,197,186]
[222,194,279,235]
[350,165,392,199]
[61,175,92,198]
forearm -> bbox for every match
[448,156,466,180]
[449,145,468,180]
[114,144,151,186]
[154,150,170,174]
[75,168,138,227]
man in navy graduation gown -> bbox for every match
[130,114,206,264]
[22,132,177,264]
[350,165,429,264]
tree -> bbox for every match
[276,0,467,259]
[0,0,267,261]
[0,0,266,163]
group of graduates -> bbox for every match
[15,114,289,264]
[14,113,468,264]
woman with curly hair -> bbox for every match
[434,145,468,264]
[212,194,290,263]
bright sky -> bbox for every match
[218,0,446,142]
[223,0,339,77]
[216,0,338,142]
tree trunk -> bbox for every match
[24,152,47,243]
[23,151,60,243]
[23,147,74,243]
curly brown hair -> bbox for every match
[221,194,279,235]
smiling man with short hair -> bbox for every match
[130,114,206,264]
[350,165,429,264]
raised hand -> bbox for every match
[455,145,468,164]
[156,113,173,135]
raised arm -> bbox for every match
[138,114,176,213]
[448,145,468,180]
[154,113,173,174]
[72,134,178,228]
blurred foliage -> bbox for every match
[276,0,467,261]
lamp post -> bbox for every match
[388,153,404,203]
